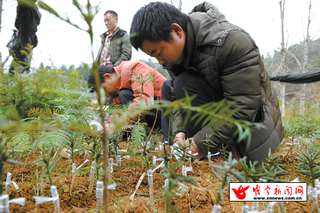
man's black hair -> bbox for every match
[87,65,115,93]
[104,10,118,17]
[130,2,188,50]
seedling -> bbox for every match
[147,158,166,211]
[108,130,123,157]
[85,134,103,193]
[239,157,268,183]
[0,138,24,195]
[202,133,219,164]
[172,138,195,164]
[33,146,61,186]
[161,160,197,213]
[71,159,90,191]
[131,124,155,170]
[210,152,244,205]
[295,148,320,188]
[66,131,86,191]
[262,149,290,182]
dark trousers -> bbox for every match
[161,72,222,143]
[160,80,174,144]
[114,88,163,138]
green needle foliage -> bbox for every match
[33,146,61,186]
[284,103,320,140]
[0,138,25,195]
[162,161,197,213]
[295,148,320,188]
[202,133,217,154]
[171,139,194,165]
[262,149,290,182]
[238,157,268,183]
[210,152,244,205]
[131,124,155,170]
[108,130,123,157]
[161,94,255,151]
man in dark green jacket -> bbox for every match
[130,2,283,166]
[95,10,132,67]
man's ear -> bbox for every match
[103,73,112,81]
[171,23,183,37]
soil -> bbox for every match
[3,138,319,213]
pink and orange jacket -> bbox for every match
[107,61,167,123]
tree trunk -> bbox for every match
[300,0,312,115]
[0,0,3,66]
[0,0,10,71]
[170,0,182,11]
[279,0,287,117]
[0,0,2,34]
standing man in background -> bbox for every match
[95,10,132,67]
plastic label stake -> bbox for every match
[117,147,127,153]
[89,119,103,132]
[76,159,90,171]
[152,161,164,173]
[170,146,182,162]
[163,179,188,194]
[96,181,103,211]
[152,156,164,166]
[147,169,155,211]
[5,172,19,192]
[311,179,320,204]
[178,182,188,193]
[0,194,25,213]
[89,161,96,181]
[164,179,169,189]
[211,204,221,213]
[96,181,117,211]
[188,150,198,162]
[34,185,60,213]
[207,151,220,164]
[109,158,117,173]
[116,155,130,169]
[182,165,192,177]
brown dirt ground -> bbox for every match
[3,138,319,213]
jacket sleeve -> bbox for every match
[113,32,132,66]
[124,63,156,123]
[193,28,262,151]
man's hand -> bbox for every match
[174,132,186,145]
[105,122,111,131]
[173,132,204,160]
[104,122,114,137]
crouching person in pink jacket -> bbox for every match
[88,61,173,143]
